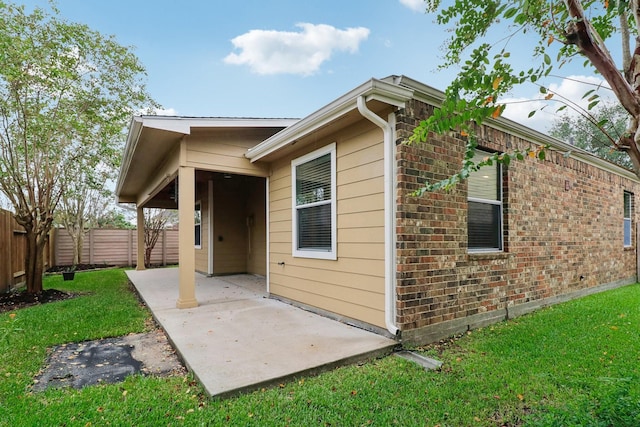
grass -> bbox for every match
[1,270,639,426]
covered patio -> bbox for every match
[127,268,397,397]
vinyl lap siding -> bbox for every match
[186,131,269,177]
[268,123,386,328]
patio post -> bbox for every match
[177,163,198,309]
[136,206,145,271]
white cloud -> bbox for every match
[399,0,425,12]
[223,23,370,76]
[501,75,615,133]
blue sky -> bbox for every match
[20,0,612,134]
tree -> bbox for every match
[95,208,135,229]
[550,102,633,169]
[0,2,155,293]
[413,0,640,191]
[56,164,116,265]
[143,208,176,268]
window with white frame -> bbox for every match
[624,191,633,247]
[468,149,503,251]
[291,143,336,259]
[194,201,202,249]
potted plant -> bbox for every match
[62,265,76,281]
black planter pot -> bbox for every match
[62,271,75,281]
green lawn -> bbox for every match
[1,269,639,426]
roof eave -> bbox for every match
[115,116,145,199]
[115,116,300,200]
[245,78,414,162]
[397,74,639,181]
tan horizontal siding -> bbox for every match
[271,265,383,292]
[185,132,269,176]
[269,197,290,212]
[340,211,384,228]
[338,193,384,215]
[271,273,383,310]
[267,121,386,328]
[338,159,384,184]
[269,209,291,223]
[338,176,384,199]
[339,227,385,243]
[269,276,384,327]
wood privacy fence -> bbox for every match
[0,209,53,293]
[50,228,179,267]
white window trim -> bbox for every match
[468,155,504,253]
[194,200,202,249]
[291,143,337,260]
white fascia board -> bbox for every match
[246,78,414,162]
[116,116,144,197]
[140,116,298,133]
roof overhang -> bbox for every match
[116,116,299,204]
[245,78,415,163]
[391,75,639,181]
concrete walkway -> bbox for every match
[126,268,397,397]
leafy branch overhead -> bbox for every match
[414,0,640,189]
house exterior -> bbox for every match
[116,75,639,345]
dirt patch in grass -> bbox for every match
[32,329,186,391]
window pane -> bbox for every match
[296,153,331,206]
[195,224,201,247]
[624,192,632,218]
[468,201,501,249]
[194,202,202,247]
[624,219,632,247]
[468,151,499,201]
[297,204,331,251]
[194,206,201,225]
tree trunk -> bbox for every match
[24,228,46,294]
[71,227,84,265]
[564,0,640,175]
[144,247,152,268]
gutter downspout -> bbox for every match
[357,96,400,337]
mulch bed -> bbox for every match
[0,264,111,313]
[45,264,115,273]
[0,289,77,314]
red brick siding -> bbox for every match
[396,99,638,343]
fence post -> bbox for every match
[0,211,10,293]
[162,229,167,266]
[127,229,132,266]
[88,229,94,264]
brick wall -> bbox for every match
[396,99,639,345]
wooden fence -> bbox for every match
[0,208,177,292]
[50,228,179,267]
[0,209,53,293]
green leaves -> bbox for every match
[412,137,550,195]
[0,1,158,291]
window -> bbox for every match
[291,143,336,259]
[468,149,503,252]
[194,201,202,249]
[624,191,633,247]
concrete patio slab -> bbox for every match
[127,268,397,397]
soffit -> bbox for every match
[117,126,183,202]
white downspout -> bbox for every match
[357,96,400,337]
